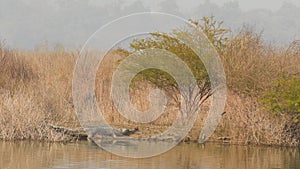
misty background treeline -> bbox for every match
[1,0,300,50]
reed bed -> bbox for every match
[0,29,299,145]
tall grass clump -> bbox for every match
[0,44,78,141]
[215,28,300,146]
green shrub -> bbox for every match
[262,76,300,122]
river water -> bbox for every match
[0,141,299,169]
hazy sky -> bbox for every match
[177,0,300,11]
[98,0,300,11]
[1,0,300,49]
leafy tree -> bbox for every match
[125,16,229,120]
[129,16,229,89]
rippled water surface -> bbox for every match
[0,141,299,169]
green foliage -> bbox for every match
[129,16,229,94]
[189,16,230,52]
[262,76,300,123]
[130,32,209,90]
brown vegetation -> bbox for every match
[215,29,300,146]
[0,47,78,141]
[0,28,299,146]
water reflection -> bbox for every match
[95,138,179,158]
[0,141,299,169]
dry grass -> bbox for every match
[0,29,299,145]
[222,29,300,96]
[214,29,300,146]
[0,47,78,141]
[214,91,298,146]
